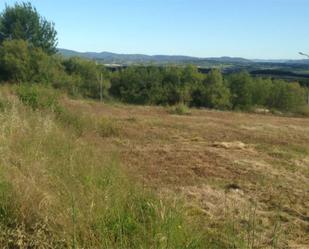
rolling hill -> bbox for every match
[58,48,253,65]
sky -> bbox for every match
[0,0,308,59]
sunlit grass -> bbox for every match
[0,87,226,248]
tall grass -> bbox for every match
[0,86,227,248]
[168,103,191,115]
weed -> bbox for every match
[0,98,11,112]
[294,105,309,117]
[97,118,120,137]
[56,108,89,136]
[15,84,60,111]
[168,103,191,115]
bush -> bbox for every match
[62,57,110,99]
[97,118,121,137]
[15,84,60,111]
[251,78,272,106]
[0,40,66,84]
[0,96,11,112]
[169,103,191,115]
[228,71,253,110]
[0,39,32,82]
[268,81,307,111]
[294,105,309,117]
[195,69,231,109]
[55,107,122,137]
[56,108,89,136]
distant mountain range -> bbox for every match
[58,48,252,65]
[58,48,309,66]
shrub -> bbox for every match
[294,105,309,117]
[56,108,89,136]
[56,108,121,137]
[0,96,11,112]
[0,40,66,84]
[251,78,272,107]
[0,39,31,82]
[15,84,60,111]
[268,81,307,111]
[228,71,253,110]
[198,69,231,109]
[97,118,120,137]
[62,57,110,99]
[168,103,191,115]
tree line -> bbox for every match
[0,2,308,113]
[110,66,307,111]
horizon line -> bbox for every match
[58,48,308,61]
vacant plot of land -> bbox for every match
[64,99,309,249]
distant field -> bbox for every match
[64,98,309,249]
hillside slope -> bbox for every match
[58,48,252,65]
[64,98,309,249]
[0,87,308,248]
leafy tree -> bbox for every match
[110,66,199,105]
[117,67,155,104]
[162,66,199,105]
[63,57,110,99]
[0,39,68,84]
[251,78,272,107]
[268,80,306,111]
[203,69,231,109]
[0,2,57,54]
[0,39,31,82]
[143,66,166,104]
[181,65,203,85]
[162,67,183,104]
[228,71,253,109]
[191,69,231,109]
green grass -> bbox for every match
[294,105,309,117]
[0,86,236,248]
[15,83,60,111]
[168,103,191,115]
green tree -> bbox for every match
[204,69,231,109]
[0,2,57,54]
[251,78,273,107]
[110,67,151,104]
[163,66,201,105]
[0,39,31,82]
[0,39,67,84]
[63,57,110,99]
[191,69,231,109]
[268,80,306,111]
[162,67,183,104]
[228,71,253,109]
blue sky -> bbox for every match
[1,0,308,59]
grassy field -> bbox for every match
[0,86,308,248]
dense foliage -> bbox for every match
[0,38,307,112]
[0,39,64,83]
[110,66,307,112]
[62,57,110,99]
[0,39,110,99]
[0,2,57,54]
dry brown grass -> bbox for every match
[62,98,309,249]
[1,85,308,248]
[0,89,228,249]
